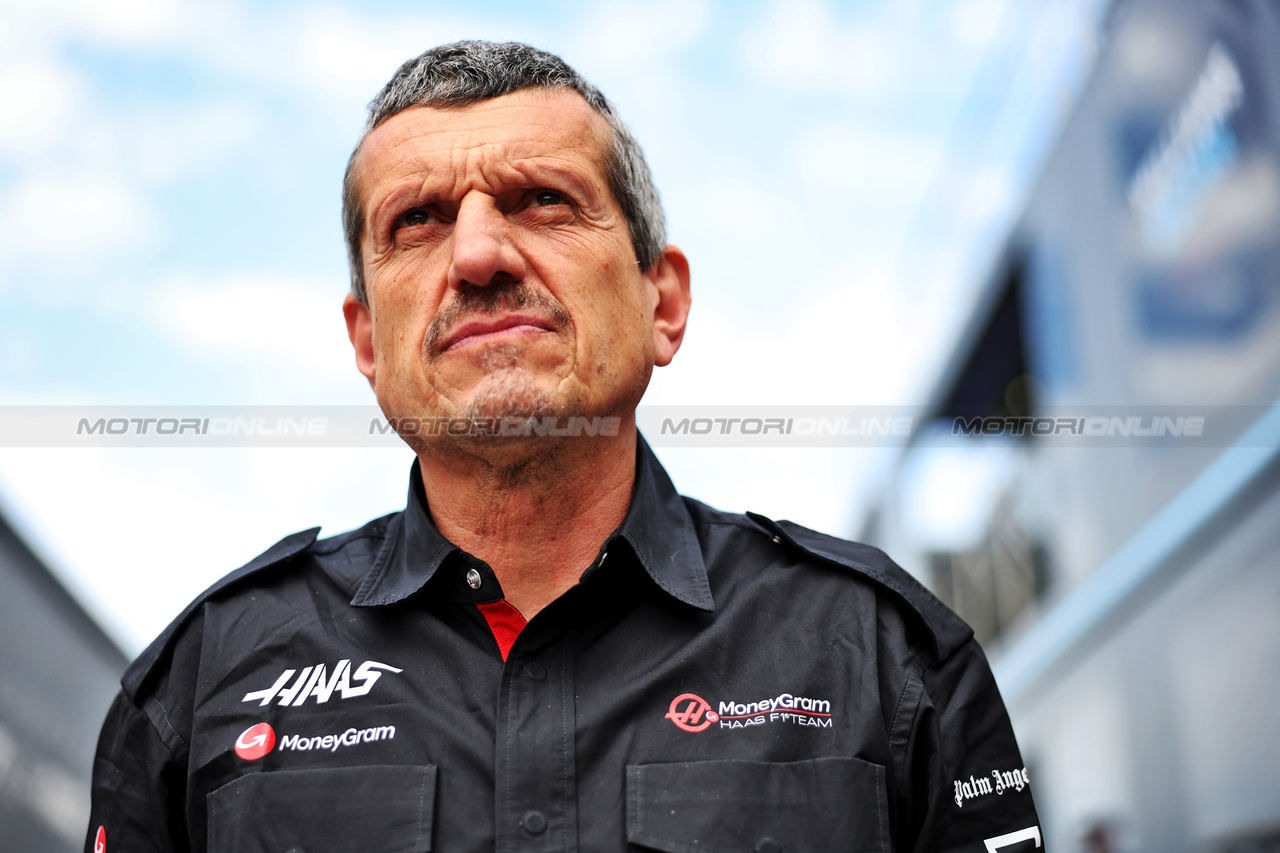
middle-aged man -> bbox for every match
[88,41,1042,853]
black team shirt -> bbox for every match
[87,438,1043,853]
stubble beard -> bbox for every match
[405,281,626,483]
[413,344,584,484]
[458,345,559,423]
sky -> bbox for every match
[0,0,1107,653]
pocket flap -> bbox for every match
[626,757,886,853]
[208,764,436,853]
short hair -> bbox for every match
[342,40,666,304]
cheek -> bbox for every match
[579,297,653,378]
[367,261,446,357]
[370,249,440,298]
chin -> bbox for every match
[458,369,559,423]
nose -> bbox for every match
[447,193,528,290]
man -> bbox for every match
[87,41,1042,853]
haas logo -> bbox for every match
[94,826,106,853]
[665,693,720,732]
[234,722,277,761]
[242,659,402,707]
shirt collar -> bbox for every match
[350,434,714,612]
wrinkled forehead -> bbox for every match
[350,89,614,204]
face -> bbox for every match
[343,89,689,449]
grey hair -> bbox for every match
[342,40,666,304]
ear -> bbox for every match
[343,292,377,388]
[646,245,691,367]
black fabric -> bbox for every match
[625,757,887,852]
[87,437,1042,853]
[206,765,435,853]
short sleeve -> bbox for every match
[85,690,189,853]
[901,639,1043,853]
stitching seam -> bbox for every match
[889,660,920,738]
[151,697,190,751]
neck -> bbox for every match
[416,422,638,619]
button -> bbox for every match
[465,568,482,589]
[521,810,548,835]
[755,837,781,853]
[524,662,547,681]
[772,535,782,544]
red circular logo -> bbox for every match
[234,722,276,760]
[94,826,106,853]
[664,693,719,732]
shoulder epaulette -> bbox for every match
[121,527,320,701]
[746,512,972,660]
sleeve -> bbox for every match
[901,638,1043,853]
[84,690,189,853]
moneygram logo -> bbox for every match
[235,722,276,760]
[279,724,396,754]
[233,721,397,761]
[664,693,720,732]
[665,691,835,732]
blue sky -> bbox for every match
[0,0,1105,652]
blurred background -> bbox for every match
[1,0,1278,850]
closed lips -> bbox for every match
[439,315,558,351]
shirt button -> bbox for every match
[521,810,548,835]
[524,662,547,681]
[755,837,781,853]
[465,568,482,589]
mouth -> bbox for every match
[437,313,559,353]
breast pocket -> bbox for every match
[626,757,887,853]
[207,764,436,853]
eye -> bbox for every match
[530,189,567,208]
[396,207,440,230]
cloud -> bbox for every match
[153,275,355,380]
[791,123,942,202]
[0,174,159,266]
[127,101,262,185]
[646,266,910,407]
[0,445,414,653]
[281,6,550,116]
[739,0,899,99]
[572,0,712,68]
[0,59,81,154]
[0,0,187,47]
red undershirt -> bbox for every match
[475,600,527,661]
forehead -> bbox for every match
[354,89,613,195]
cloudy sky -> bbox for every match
[0,0,1105,653]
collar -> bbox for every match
[350,434,714,612]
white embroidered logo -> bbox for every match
[242,660,402,706]
[954,766,1031,807]
[278,724,396,753]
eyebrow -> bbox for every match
[366,156,607,232]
